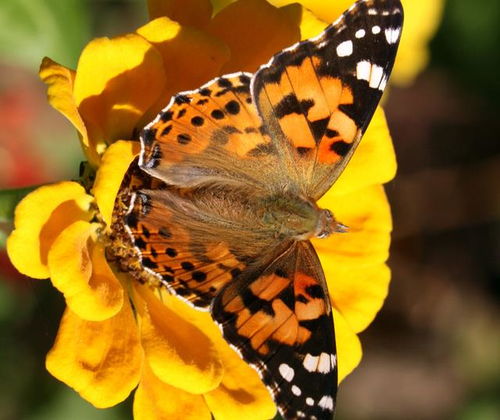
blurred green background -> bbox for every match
[0,0,498,419]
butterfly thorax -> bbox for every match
[259,193,342,241]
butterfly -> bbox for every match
[111,0,403,418]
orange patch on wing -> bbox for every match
[264,81,293,108]
[235,308,252,329]
[280,114,316,148]
[224,131,264,156]
[296,298,326,321]
[317,136,342,165]
[294,272,327,321]
[240,294,312,353]
[224,295,245,313]
[339,86,354,105]
[329,111,357,143]
[294,272,317,294]
[317,76,342,111]
[286,57,330,121]
[241,311,273,342]
[150,119,208,163]
[270,301,298,345]
[249,273,290,300]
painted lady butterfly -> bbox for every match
[111,0,403,418]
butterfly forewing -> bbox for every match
[252,0,403,198]
[140,73,286,191]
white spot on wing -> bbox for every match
[306,397,314,406]
[379,75,388,91]
[369,64,384,88]
[355,29,365,38]
[372,25,381,34]
[291,385,302,396]
[336,40,353,57]
[318,352,332,373]
[303,353,319,372]
[356,60,371,81]
[318,395,335,411]
[330,354,337,368]
[368,8,378,15]
[385,27,401,44]
[279,363,295,382]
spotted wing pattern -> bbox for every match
[212,240,337,419]
[140,73,285,192]
[253,0,403,198]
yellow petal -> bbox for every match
[280,3,328,40]
[136,17,230,122]
[74,34,165,155]
[135,285,223,394]
[334,308,362,383]
[332,107,396,196]
[204,338,277,420]
[92,140,140,228]
[207,0,300,73]
[164,295,276,420]
[39,57,98,165]
[148,0,213,28]
[392,0,445,85]
[325,263,391,333]
[6,182,92,279]
[134,362,212,420]
[268,0,351,24]
[46,304,143,408]
[315,184,392,267]
[48,221,124,321]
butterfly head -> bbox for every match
[315,208,349,239]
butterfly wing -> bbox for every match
[252,0,403,198]
[117,162,282,309]
[212,240,337,420]
[139,73,288,192]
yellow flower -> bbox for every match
[7,0,397,418]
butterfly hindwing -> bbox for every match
[252,0,403,198]
[212,241,337,420]
[120,164,282,309]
